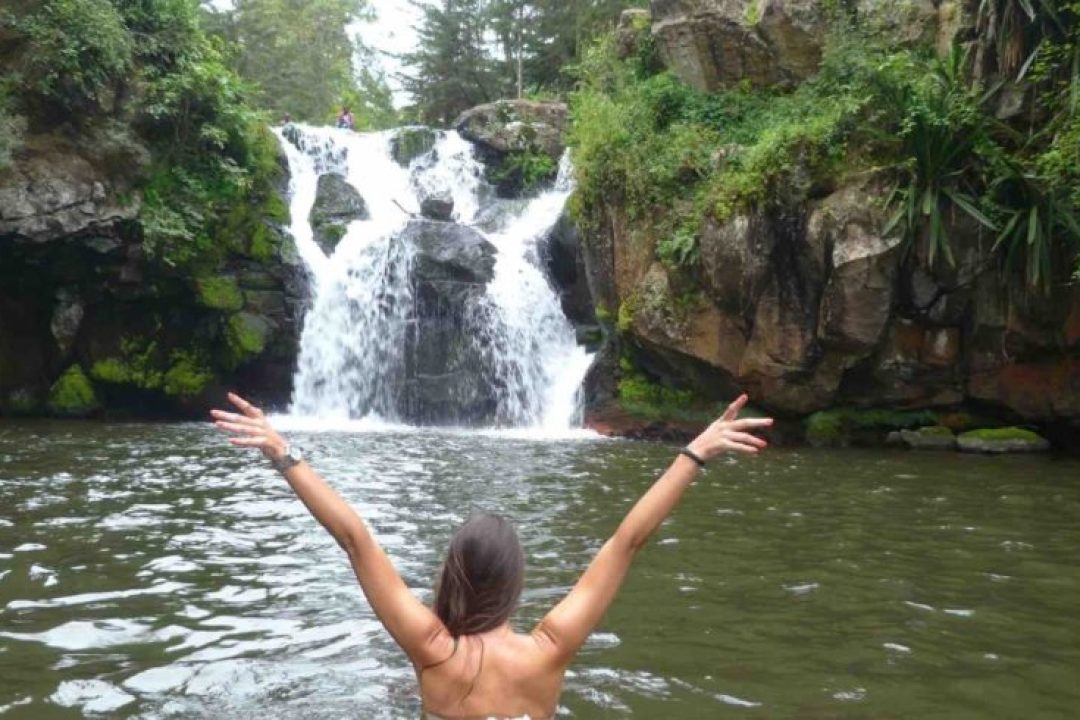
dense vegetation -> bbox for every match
[569,2,1080,292]
[401,0,646,124]
[1,0,289,272]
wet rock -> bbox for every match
[897,425,957,450]
[403,220,497,285]
[957,427,1050,454]
[541,210,595,326]
[391,127,438,167]
[420,192,455,221]
[310,173,369,254]
[398,220,498,425]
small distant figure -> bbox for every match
[281,112,292,125]
[336,107,355,130]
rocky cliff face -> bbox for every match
[570,3,1080,439]
[0,130,306,418]
[651,0,970,92]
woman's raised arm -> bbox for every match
[211,393,452,667]
[532,394,772,666]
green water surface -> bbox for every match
[1,421,1079,718]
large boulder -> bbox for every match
[399,220,499,424]
[309,173,368,254]
[453,100,569,160]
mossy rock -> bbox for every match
[896,425,957,451]
[957,428,1050,454]
[226,312,274,365]
[805,407,940,447]
[162,352,215,398]
[196,275,244,312]
[391,127,437,167]
[47,366,100,417]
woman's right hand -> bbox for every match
[686,394,773,462]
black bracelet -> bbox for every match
[679,447,706,468]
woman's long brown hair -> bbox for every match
[433,513,524,638]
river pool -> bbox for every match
[1,420,1079,718]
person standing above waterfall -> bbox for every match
[336,106,355,130]
[211,392,773,719]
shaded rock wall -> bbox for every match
[0,131,306,418]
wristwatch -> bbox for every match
[272,444,304,473]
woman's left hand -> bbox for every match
[210,392,287,462]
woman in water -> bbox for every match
[212,392,773,719]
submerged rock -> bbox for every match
[957,428,1050,454]
[420,192,455,221]
[897,426,957,450]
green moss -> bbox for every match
[744,0,761,24]
[196,275,244,311]
[392,127,437,166]
[90,339,166,390]
[910,425,955,438]
[960,427,1044,443]
[594,303,612,324]
[226,312,272,365]
[163,352,215,397]
[616,293,639,334]
[806,407,941,446]
[47,365,100,417]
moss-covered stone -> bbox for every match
[90,347,165,390]
[958,427,1050,454]
[806,407,941,447]
[196,275,244,311]
[163,352,215,397]
[390,127,437,167]
[47,365,100,417]
[226,312,273,365]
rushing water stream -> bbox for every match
[277,125,592,430]
[2,421,1080,718]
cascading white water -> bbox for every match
[275,124,593,431]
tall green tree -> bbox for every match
[206,0,393,125]
[400,0,506,124]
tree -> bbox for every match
[205,0,393,124]
[399,0,507,125]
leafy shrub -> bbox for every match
[11,0,131,112]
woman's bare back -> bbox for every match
[419,627,561,720]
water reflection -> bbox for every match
[1,421,1079,718]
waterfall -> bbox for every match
[275,124,593,431]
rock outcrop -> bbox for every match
[597,173,1080,429]
[0,130,306,418]
[649,0,972,92]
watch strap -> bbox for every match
[679,447,707,468]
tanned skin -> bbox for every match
[212,393,773,718]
